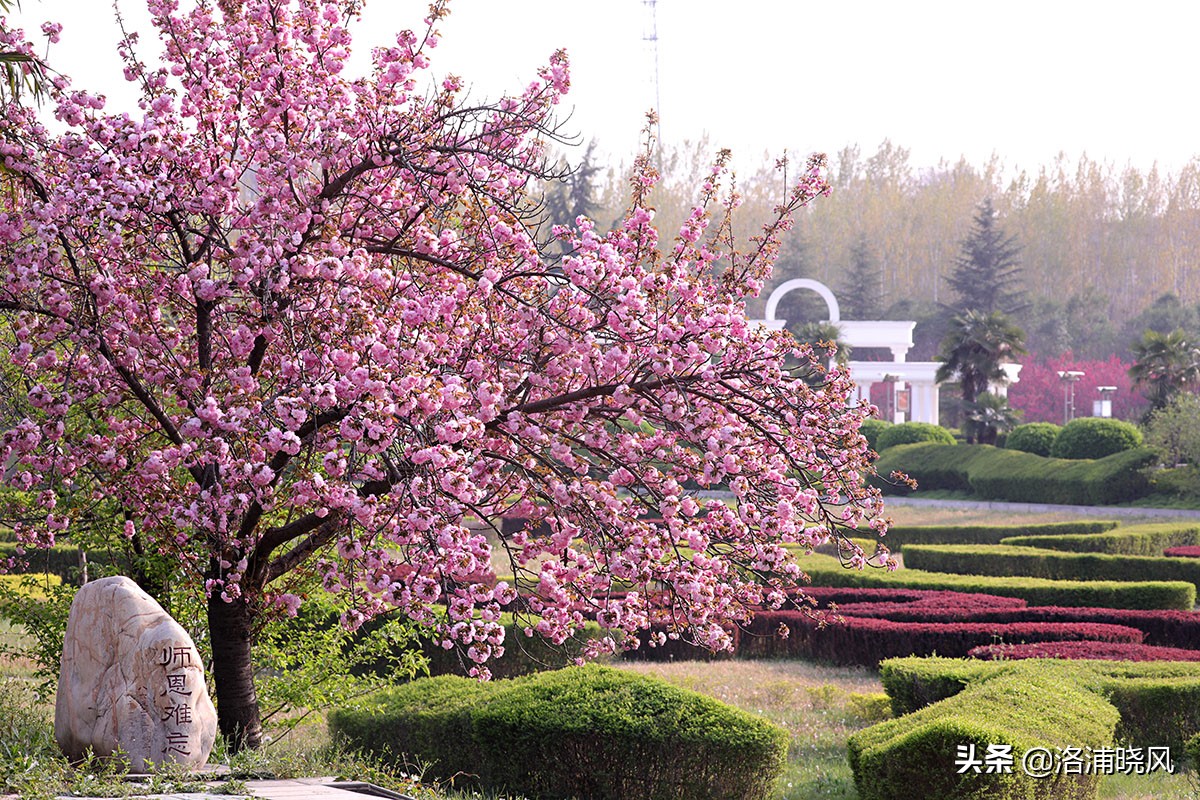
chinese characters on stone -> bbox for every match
[159,646,194,758]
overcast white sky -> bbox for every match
[11,1,1200,175]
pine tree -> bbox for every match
[945,197,1025,315]
[838,235,885,319]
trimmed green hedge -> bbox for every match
[968,447,1157,505]
[1004,422,1061,457]
[878,520,1118,551]
[874,443,1157,505]
[873,442,994,494]
[879,657,1200,754]
[1103,676,1200,753]
[902,544,1200,592]
[876,422,956,451]
[849,663,1115,800]
[1001,522,1200,556]
[796,552,1196,610]
[1050,418,1143,460]
[330,665,788,800]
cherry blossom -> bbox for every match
[0,0,886,749]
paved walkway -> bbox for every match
[882,495,1200,519]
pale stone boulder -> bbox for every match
[55,575,218,772]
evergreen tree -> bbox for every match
[541,140,602,256]
[838,235,885,319]
[945,198,1025,315]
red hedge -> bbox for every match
[737,612,1142,665]
[816,603,1200,651]
[969,641,1200,662]
[1164,546,1200,559]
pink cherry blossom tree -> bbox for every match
[0,0,887,750]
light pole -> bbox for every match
[1058,370,1085,424]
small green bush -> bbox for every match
[859,418,893,452]
[1004,422,1061,456]
[1050,418,1143,460]
[875,422,956,451]
[330,665,788,800]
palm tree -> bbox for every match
[936,310,1026,443]
[965,391,1022,446]
[1129,328,1200,414]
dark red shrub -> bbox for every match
[738,612,1142,666]
[969,641,1200,662]
[1164,546,1200,559]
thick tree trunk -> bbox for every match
[207,588,263,752]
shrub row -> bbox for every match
[329,665,788,800]
[793,586,1025,609]
[968,641,1200,662]
[828,602,1200,650]
[874,443,1158,505]
[877,519,1118,551]
[873,442,992,493]
[735,612,1141,666]
[878,657,1200,756]
[1002,522,1200,555]
[903,543,1200,595]
[796,552,1196,610]
[1164,545,1200,558]
[849,662,1115,800]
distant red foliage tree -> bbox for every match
[1008,353,1148,424]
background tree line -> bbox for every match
[546,140,1200,364]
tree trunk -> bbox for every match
[207,588,263,752]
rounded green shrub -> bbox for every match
[859,418,893,452]
[1004,422,1061,457]
[1050,418,1143,460]
[875,422,956,451]
[330,665,788,800]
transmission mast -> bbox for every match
[642,0,663,154]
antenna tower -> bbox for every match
[642,0,663,155]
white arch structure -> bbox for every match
[754,279,1021,424]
